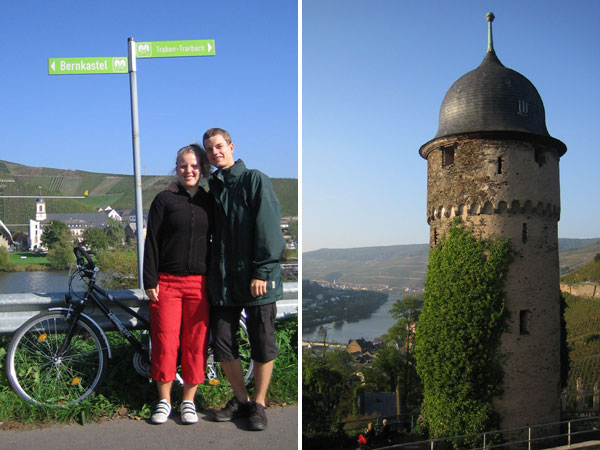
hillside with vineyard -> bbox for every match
[562,256,600,393]
[0,160,297,233]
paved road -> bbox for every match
[0,405,298,450]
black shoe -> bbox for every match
[248,402,268,431]
[212,397,250,422]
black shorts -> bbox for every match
[210,303,280,363]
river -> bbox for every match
[0,270,81,294]
[0,271,299,298]
[303,294,402,344]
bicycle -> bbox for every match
[5,246,253,407]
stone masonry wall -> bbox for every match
[560,282,600,299]
[423,135,562,429]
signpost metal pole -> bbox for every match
[49,38,214,289]
[128,37,144,289]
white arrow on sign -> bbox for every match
[50,61,56,72]
[208,42,212,52]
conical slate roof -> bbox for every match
[434,48,549,139]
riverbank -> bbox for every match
[1,252,51,272]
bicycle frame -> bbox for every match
[62,259,150,366]
[64,249,202,386]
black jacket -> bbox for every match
[143,185,212,289]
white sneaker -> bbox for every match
[151,399,171,424]
[180,400,198,424]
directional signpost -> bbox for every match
[48,38,215,288]
[136,40,214,58]
[48,57,128,75]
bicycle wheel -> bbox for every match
[238,317,254,383]
[205,317,254,385]
[6,311,108,407]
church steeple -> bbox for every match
[35,197,46,221]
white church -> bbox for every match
[28,197,122,251]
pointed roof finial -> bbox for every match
[486,12,495,52]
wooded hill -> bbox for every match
[0,160,297,232]
[303,238,600,290]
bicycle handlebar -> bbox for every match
[73,246,95,272]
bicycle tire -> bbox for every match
[238,316,254,383]
[205,316,254,385]
[6,311,108,407]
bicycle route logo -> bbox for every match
[112,57,128,73]
[136,43,152,57]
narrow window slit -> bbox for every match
[442,146,454,167]
[519,310,530,335]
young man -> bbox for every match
[204,128,285,431]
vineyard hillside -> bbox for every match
[562,253,600,392]
[0,160,297,232]
[564,293,600,392]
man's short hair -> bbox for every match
[203,128,232,145]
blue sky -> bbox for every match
[302,0,600,251]
[0,0,298,178]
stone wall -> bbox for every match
[560,282,600,299]
[422,134,563,429]
[423,136,560,247]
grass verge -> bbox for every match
[6,252,51,271]
[0,315,297,427]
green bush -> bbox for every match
[0,247,13,270]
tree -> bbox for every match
[42,220,74,269]
[415,224,512,445]
[105,219,125,247]
[372,297,424,415]
[362,343,422,417]
[82,227,109,252]
[287,218,298,241]
[41,220,71,250]
[302,348,360,434]
[96,248,138,289]
[383,297,422,349]
[0,247,12,270]
[369,344,404,392]
[12,231,28,250]
[317,325,330,346]
[389,297,423,323]
[47,244,73,270]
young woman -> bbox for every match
[143,144,212,424]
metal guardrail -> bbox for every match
[375,416,600,450]
[0,283,298,336]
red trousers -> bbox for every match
[149,273,210,385]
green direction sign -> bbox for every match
[135,40,215,58]
[48,57,128,75]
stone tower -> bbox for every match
[418,13,566,429]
